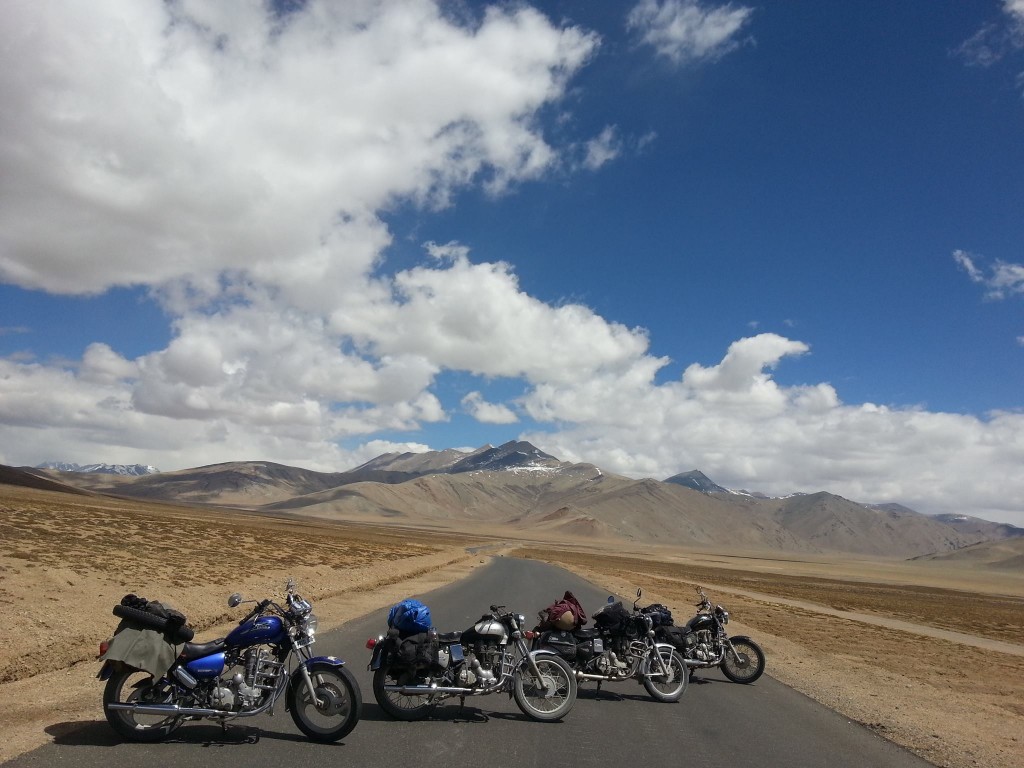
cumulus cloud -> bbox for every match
[0,0,598,297]
[462,392,519,424]
[627,0,754,65]
[521,335,1024,525]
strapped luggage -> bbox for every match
[538,591,587,631]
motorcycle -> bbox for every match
[98,579,361,742]
[531,589,688,703]
[366,603,577,722]
[646,586,765,684]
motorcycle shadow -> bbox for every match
[576,687,679,703]
[44,720,343,748]
[361,702,538,725]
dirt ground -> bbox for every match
[1,485,1022,768]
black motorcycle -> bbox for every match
[645,586,765,684]
[531,589,688,702]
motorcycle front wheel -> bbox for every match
[287,663,362,742]
[642,647,688,702]
[372,665,436,721]
[721,637,766,684]
[102,666,182,742]
[513,654,577,722]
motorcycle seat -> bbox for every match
[179,639,227,660]
[437,631,463,643]
[573,627,601,640]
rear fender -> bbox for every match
[368,645,385,671]
[97,660,115,681]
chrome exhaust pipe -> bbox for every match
[575,671,631,682]
[107,703,226,717]
[383,684,475,695]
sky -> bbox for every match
[1,0,1023,526]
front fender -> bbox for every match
[520,648,566,671]
[643,642,679,674]
[287,657,352,713]
[298,655,347,671]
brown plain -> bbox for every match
[1,484,1022,768]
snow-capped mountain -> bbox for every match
[36,462,159,476]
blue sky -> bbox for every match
[1,1,1023,525]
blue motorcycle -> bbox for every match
[98,579,361,742]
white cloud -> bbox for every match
[583,126,622,170]
[361,252,653,384]
[0,0,598,297]
[627,0,754,65]
[954,1,1024,68]
[521,335,1024,526]
[462,391,519,424]
[955,249,1024,299]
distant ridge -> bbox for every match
[8,449,1015,559]
[0,465,96,496]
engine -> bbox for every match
[207,647,282,711]
[456,643,503,686]
[693,629,714,662]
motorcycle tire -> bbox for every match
[721,637,766,684]
[102,666,182,742]
[372,665,436,721]
[287,662,362,742]
[642,647,688,702]
[513,654,577,722]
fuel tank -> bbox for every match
[462,616,509,646]
[226,615,287,647]
[686,613,716,633]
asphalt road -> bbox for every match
[4,557,935,768]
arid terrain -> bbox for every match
[1,483,1022,768]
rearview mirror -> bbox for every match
[228,593,242,608]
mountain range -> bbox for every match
[7,440,1023,565]
[35,462,159,476]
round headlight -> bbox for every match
[516,614,526,627]
[304,613,319,635]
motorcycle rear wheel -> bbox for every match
[513,655,576,721]
[721,637,765,684]
[288,663,362,742]
[372,666,436,721]
[102,667,182,742]
[642,647,687,702]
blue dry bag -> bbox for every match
[388,598,432,637]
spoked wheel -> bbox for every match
[642,647,688,702]
[513,654,577,721]
[288,663,362,742]
[102,666,182,742]
[372,666,436,721]
[721,637,765,684]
